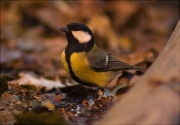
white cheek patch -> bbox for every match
[72,31,91,43]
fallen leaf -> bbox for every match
[9,72,65,91]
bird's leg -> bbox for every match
[94,87,104,100]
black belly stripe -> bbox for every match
[64,39,97,87]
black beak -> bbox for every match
[60,26,69,33]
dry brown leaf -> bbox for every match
[9,72,65,91]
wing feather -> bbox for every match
[88,49,145,72]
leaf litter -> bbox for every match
[1,1,179,125]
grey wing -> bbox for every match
[106,54,136,71]
[89,53,145,72]
[86,47,108,71]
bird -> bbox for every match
[60,22,146,87]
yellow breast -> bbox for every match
[61,51,70,76]
[70,52,115,87]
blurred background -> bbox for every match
[1,1,179,80]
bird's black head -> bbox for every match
[60,22,94,44]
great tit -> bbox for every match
[60,22,145,87]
